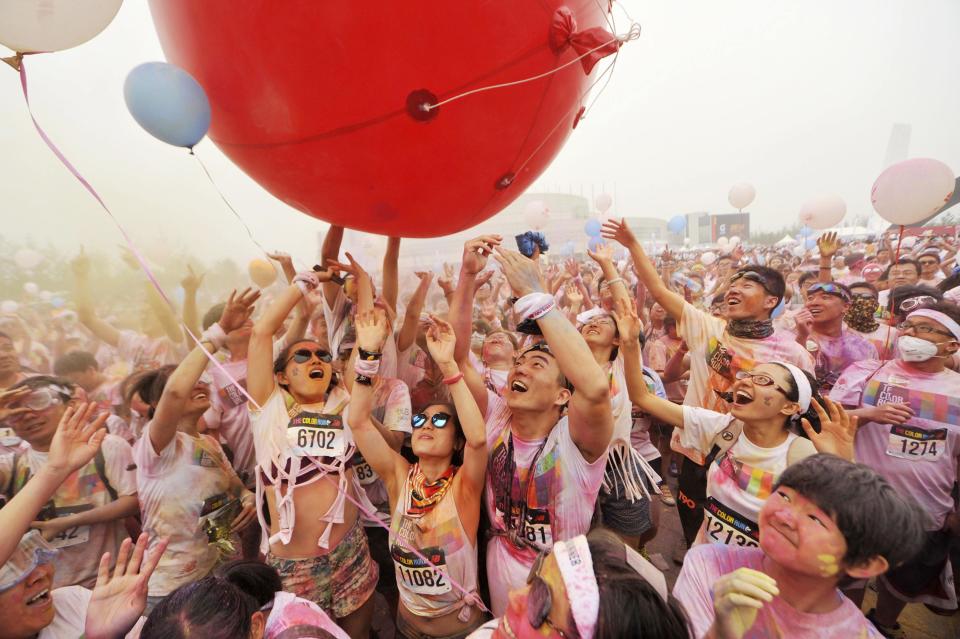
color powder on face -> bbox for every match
[817,553,839,577]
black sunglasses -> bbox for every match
[729,270,776,296]
[412,412,452,429]
[285,348,332,366]
[526,551,575,638]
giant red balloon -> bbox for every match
[147,1,620,237]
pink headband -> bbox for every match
[553,536,599,639]
[908,309,960,341]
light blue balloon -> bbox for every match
[804,237,817,250]
[798,226,813,237]
[585,218,601,237]
[588,236,604,252]
[771,298,786,319]
[124,62,211,148]
[667,215,686,233]
[51,297,65,309]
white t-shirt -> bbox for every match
[134,423,243,597]
[483,392,608,616]
[681,406,803,548]
[117,330,183,373]
[202,358,256,486]
[8,436,137,589]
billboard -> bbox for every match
[712,213,750,242]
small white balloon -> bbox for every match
[701,251,718,266]
[799,195,847,230]
[0,0,123,53]
[23,282,39,296]
[14,248,43,270]
[39,291,52,302]
[729,236,741,246]
[595,193,613,213]
[717,236,729,247]
[728,183,757,210]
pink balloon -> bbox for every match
[799,195,846,230]
[728,182,756,210]
[872,158,955,226]
[595,193,613,213]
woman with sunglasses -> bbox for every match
[469,529,690,639]
[611,299,857,549]
[349,308,488,639]
[247,269,378,639]
[128,289,259,613]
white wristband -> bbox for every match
[293,271,320,296]
[201,322,228,351]
[513,292,556,321]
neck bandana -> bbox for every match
[726,318,775,339]
[408,463,457,516]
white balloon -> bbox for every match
[0,0,123,54]
[717,236,729,247]
[799,195,846,230]
[700,251,717,266]
[0,301,18,315]
[39,290,52,302]
[728,182,757,210]
[729,236,741,246]
[23,282,39,296]
[872,158,955,226]
[14,248,43,270]
[595,193,613,213]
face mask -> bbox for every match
[897,335,940,362]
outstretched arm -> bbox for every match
[180,265,204,342]
[496,248,612,462]
[602,218,686,319]
[611,299,684,428]
[382,237,401,314]
[151,289,260,454]
[71,249,121,347]
[397,271,433,353]
[320,225,345,308]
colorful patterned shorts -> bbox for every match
[267,521,379,619]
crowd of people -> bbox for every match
[0,219,958,639]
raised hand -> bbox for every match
[801,397,859,462]
[817,232,841,259]
[610,297,642,344]
[793,307,814,339]
[85,534,169,639]
[0,386,31,424]
[180,264,205,293]
[462,235,502,275]
[267,251,296,282]
[601,217,638,248]
[414,270,435,287]
[475,270,495,288]
[45,401,109,477]
[424,314,457,366]
[563,258,580,279]
[437,263,456,296]
[493,248,546,297]
[230,493,257,532]
[587,241,616,265]
[70,246,91,279]
[564,283,583,306]
[865,401,915,426]
[355,308,390,353]
[326,251,369,282]
[712,568,779,639]
[218,288,261,334]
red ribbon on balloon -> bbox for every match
[549,6,621,74]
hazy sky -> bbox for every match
[2,0,958,268]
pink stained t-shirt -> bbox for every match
[830,359,960,530]
[134,423,243,597]
[799,328,878,392]
[202,358,257,486]
[483,391,608,616]
[673,544,881,639]
[264,591,350,639]
[674,302,815,464]
[116,329,184,373]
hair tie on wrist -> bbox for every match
[442,372,464,386]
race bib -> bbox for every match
[351,453,379,485]
[0,427,20,446]
[703,497,759,548]
[886,425,947,462]
[519,508,553,548]
[44,504,93,549]
[287,412,346,457]
[220,380,248,408]
[392,545,451,596]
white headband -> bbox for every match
[908,309,960,341]
[553,536,599,639]
[576,307,610,326]
[772,361,811,412]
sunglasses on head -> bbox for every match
[526,551,576,638]
[285,348,332,366]
[806,282,851,302]
[411,412,453,429]
[729,270,775,296]
[898,296,938,313]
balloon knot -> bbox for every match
[2,53,23,72]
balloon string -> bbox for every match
[191,148,272,258]
[422,23,640,112]
[881,223,907,355]
[325,474,489,614]
[16,58,262,411]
